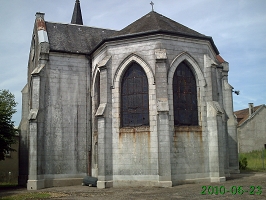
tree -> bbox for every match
[0,89,18,160]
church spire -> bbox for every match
[71,0,83,25]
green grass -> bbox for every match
[239,149,266,171]
[0,193,51,200]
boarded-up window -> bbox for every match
[121,62,149,127]
[173,62,198,126]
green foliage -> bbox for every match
[239,150,266,171]
[0,89,18,160]
[239,155,248,170]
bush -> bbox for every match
[239,150,266,171]
[239,156,248,170]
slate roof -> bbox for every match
[234,105,265,126]
[113,11,205,38]
[45,10,219,55]
[46,22,117,54]
[94,11,219,54]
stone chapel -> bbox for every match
[19,0,239,190]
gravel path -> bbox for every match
[1,173,266,199]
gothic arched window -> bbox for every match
[121,62,149,127]
[173,62,198,126]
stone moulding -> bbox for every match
[98,55,111,69]
[207,101,224,116]
[155,49,167,60]
[169,51,207,87]
[112,53,155,89]
[157,98,169,112]
[96,103,107,116]
[31,64,45,75]
[28,109,38,120]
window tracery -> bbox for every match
[173,62,198,126]
[121,62,149,127]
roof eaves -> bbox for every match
[49,49,90,55]
[90,30,219,55]
[238,104,266,127]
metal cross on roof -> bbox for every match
[150,1,154,11]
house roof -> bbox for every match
[109,11,219,54]
[234,104,265,126]
[46,22,117,54]
[45,10,219,55]
[113,11,205,38]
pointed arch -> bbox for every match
[168,52,206,87]
[168,52,205,126]
[121,62,149,127]
[172,62,198,125]
[91,68,100,134]
[112,53,156,128]
[112,53,155,89]
[91,65,100,99]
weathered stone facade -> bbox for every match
[235,104,266,153]
[20,3,239,190]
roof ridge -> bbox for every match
[234,104,263,113]
[45,21,118,31]
[113,10,207,39]
[237,104,265,127]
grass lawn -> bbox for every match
[239,149,266,172]
[0,192,52,200]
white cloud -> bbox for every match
[0,0,265,124]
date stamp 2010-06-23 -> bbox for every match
[201,185,262,195]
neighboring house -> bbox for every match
[235,103,266,153]
[0,134,19,183]
[19,0,239,190]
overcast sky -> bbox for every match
[0,0,265,126]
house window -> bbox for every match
[173,61,198,126]
[121,62,149,127]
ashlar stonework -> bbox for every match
[19,1,239,190]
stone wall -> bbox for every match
[91,35,230,187]
[41,52,90,177]
[18,85,29,186]
[238,107,266,153]
[27,52,91,189]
